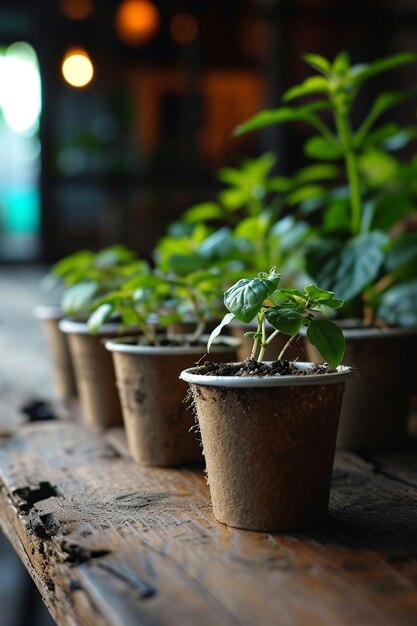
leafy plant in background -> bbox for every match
[44,245,149,319]
[208,268,345,367]
[156,152,312,286]
[88,268,228,344]
[236,51,417,325]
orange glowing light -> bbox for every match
[170,13,199,45]
[60,0,94,20]
[115,0,160,46]
[61,48,94,88]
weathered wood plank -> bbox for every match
[0,420,417,626]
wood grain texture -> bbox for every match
[0,419,417,626]
[1,269,417,626]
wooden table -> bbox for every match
[1,267,417,626]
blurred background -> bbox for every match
[1,0,417,265]
[1,1,417,625]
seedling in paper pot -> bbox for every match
[208,268,345,368]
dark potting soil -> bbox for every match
[196,359,337,377]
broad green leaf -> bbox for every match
[234,101,331,136]
[266,175,294,192]
[385,231,417,272]
[283,76,330,102]
[306,233,387,301]
[370,190,413,231]
[224,270,281,322]
[286,184,327,207]
[304,135,343,160]
[307,319,345,367]
[294,164,340,185]
[303,53,332,75]
[207,312,235,351]
[304,284,339,303]
[61,281,98,316]
[182,203,224,224]
[219,188,249,210]
[268,216,310,252]
[332,51,350,74]
[377,280,417,327]
[350,52,417,87]
[88,303,114,333]
[94,245,136,268]
[266,306,305,336]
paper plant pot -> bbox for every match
[59,319,134,428]
[181,362,354,532]
[105,336,239,467]
[230,320,306,362]
[305,326,417,451]
[34,306,77,401]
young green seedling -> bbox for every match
[208,268,345,368]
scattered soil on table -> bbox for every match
[194,359,337,377]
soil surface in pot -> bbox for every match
[195,359,336,377]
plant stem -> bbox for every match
[278,334,297,360]
[257,317,268,362]
[251,314,262,360]
[265,328,280,344]
[335,108,362,236]
[190,319,206,343]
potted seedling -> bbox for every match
[48,245,148,428]
[180,268,354,532]
[235,51,417,449]
[89,269,240,466]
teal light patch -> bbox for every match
[2,187,40,233]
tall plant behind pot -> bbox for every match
[306,325,417,450]
[33,305,78,401]
[235,51,417,450]
[90,269,240,465]
[44,245,149,428]
[182,269,355,532]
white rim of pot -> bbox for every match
[58,318,134,336]
[33,305,63,320]
[105,334,241,355]
[180,361,356,388]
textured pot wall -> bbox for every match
[67,332,124,428]
[307,333,416,450]
[42,318,77,400]
[191,381,345,531]
[112,347,236,466]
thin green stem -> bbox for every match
[265,328,280,344]
[257,317,268,362]
[278,333,297,360]
[334,107,362,236]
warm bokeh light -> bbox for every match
[170,13,199,45]
[62,48,94,87]
[60,0,94,20]
[115,0,160,46]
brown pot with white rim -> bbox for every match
[105,335,240,467]
[34,305,77,401]
[180,361,355,532]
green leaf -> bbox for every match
[377,280,417,327]
[266,306,305,336]
[385,231,417,272]
[332,51,350,74]
[94,245,137,268]
[303,53,332,75]
[306,233,388,301]
[182,203,224,224]
[304,284,343,307]
[304,135,343,160]
[307,319,345,367]
[294,163,340,185]
[224,269,281,322]
[286,184,327,207]
[61,281,99,316]
[283,76,330,102]
[88,303,114,333]
[207,312,235,352]
[234,102,331,136]
[350,52,417,87]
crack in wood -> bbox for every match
[13,481,61,512]
[61,540,111,565]
[358,452,417,488]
